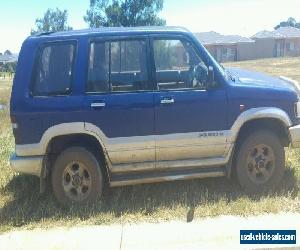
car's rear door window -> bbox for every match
[110,40,149,92]
[32,42,76,96]
[87,39,151,93]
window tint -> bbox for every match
[153,39,208,90]
[154,40,190,71]
[87,42,109,92]
[111,41,142,72]
[32,43,75,96]
[110,40,149,92]
[87,39,150,93]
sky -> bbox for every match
[0,0,300,53]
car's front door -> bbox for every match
[151,36,228,163]
[83,37,155,169]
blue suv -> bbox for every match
[10,27,300,205]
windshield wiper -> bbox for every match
[225,69,236,82]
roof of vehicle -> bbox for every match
[31,26,191,38]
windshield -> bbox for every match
[202,46,226,74]
[201,45,235,82]
[207,50,237,82]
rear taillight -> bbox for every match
[10,114,18,129]
[295,102,300,118]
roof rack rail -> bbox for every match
[36,31,56,36]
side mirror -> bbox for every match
[193,64,215,89]
[207,66,214,85]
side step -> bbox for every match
[110,166,226,187]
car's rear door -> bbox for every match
[83,36,155,169]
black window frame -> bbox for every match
[86,35,154,95]
[86,41,110,94]
[30,40,77,97]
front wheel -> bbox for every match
[236,130,285,193]
[52,147,103,206]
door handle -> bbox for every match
[91,102,106,109]
[160,97,175,104]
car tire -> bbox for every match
[236,130,285,194]
[52,147,103,206]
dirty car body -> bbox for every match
[9,26,300,205]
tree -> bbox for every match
[2,62,17,73]
[84,0,166,28]
[275,17,300,30]
[31,8,73,35]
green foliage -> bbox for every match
[84,0,166,28]
[153,40,173,70]
[0,62,17,73]
[274,17,300,30]
[31,8,73,35]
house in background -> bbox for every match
[194,27,300,62]
[194,31,255,62]
[252,27,300,58]
[251,30,284,58]
[251,27,300,57]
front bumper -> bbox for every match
[10,153,43,177]
[289,124,300,148]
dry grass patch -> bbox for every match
[0,58,300,232]
[225,57,300,83]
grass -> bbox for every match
[0,58,300,232]
[225,57,300,83]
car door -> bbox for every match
[151,36,228,163]
[83,37,155,169]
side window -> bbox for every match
[87,42,109,92]
[110,40,149,92]
[153,39,208,90]
[87,39,150,93]
[32,43,75,96]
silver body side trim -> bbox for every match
[14,107,292,175]
[289,124,300,148]
[111,144,234,173]
[229,107,291,143]
[155,130,230,161]
[16,123,89,156]
[10,154,43,177]
[85,123,155,166]
[110,170,225,187]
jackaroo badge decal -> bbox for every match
[198,132,224,138]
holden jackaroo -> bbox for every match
[10,26,300,205]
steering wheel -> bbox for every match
[189,63,208,88]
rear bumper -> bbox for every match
[10,153,43,177]
[289,124,300,148]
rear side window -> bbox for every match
[32,42,75,96]
[110,40,149,92]
[87,39,150,93]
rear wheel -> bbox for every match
[236,130,285,193]
[52,147,103,206]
